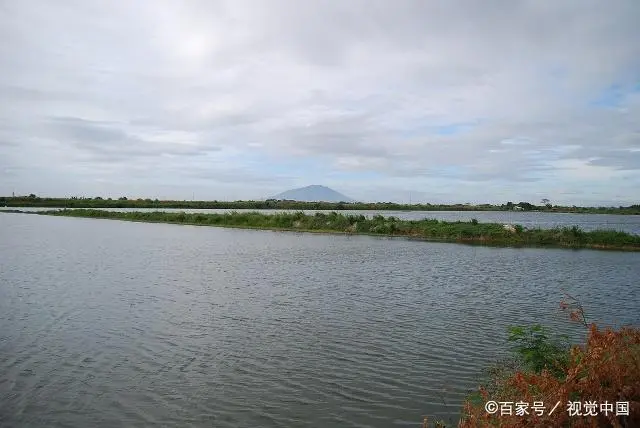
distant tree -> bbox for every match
[517,202,535,211]
[28,193,37,198]
[94,196,103,200]
[118,196,128,201]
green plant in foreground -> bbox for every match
[461,324,640,427]
[507,324,569,378]
[423,324,572,426]
[460,292,640,427]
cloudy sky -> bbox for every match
[1,1,639,205]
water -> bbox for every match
[1,213,639,427]
[3,207,640,235]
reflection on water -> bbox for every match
[1,213,638,427]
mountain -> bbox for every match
[271,185,355,202]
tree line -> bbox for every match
[2,195,639,214]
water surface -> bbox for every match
[1,213,638,427]
[4,207,640,235]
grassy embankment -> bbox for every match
[23,208,640,251]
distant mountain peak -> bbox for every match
[271,185,354,202]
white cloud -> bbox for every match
[0,0,639,204]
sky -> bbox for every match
[1,1,639,205]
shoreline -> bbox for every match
[3,206,640,216]
[2,198,640,215]
[5,209,640,252]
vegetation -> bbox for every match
[505,325,569,379]
[422,295,640,427]
[11,208,640,251]
[2,195,640,214]
[459,325,640,427]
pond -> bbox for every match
[1,213,638,427]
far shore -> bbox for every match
[2,196,640,215]
[5,208,640,252]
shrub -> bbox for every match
[460,313,640,428]
[371,224,388,234]
[460,325,640,427]
[507,325,569,378]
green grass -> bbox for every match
[19,208,640,251]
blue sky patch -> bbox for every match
[588,83,637,108]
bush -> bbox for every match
[460,325,640,427]
[507,325,569,378]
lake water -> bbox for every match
[1,213,639,427]
[3,207,640,235]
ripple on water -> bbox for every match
[0,214,639,427]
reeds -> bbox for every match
[36,209,640,251]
